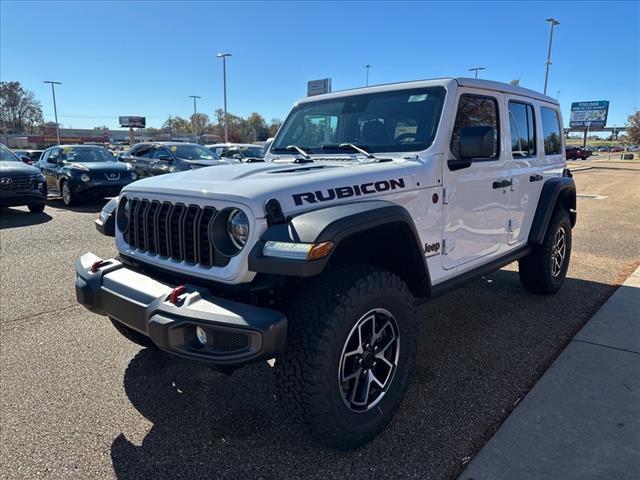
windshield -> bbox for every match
[171,144,217,160]
[0,144,20,162]
[236,146,264,158]
[272,87,446,154]
[62,146,116,162]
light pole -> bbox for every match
[189,95,201,141]
[217,53,232,143]
[543,17,560,94]
[43,81,62,145]
[364,64,373,86]
[468,67,485,79]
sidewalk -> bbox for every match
[459,266,640,480]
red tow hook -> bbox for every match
[167,285,187,305]
[90,260,109,273]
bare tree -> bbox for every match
[627,110,640,144]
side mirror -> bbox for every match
[157,154,172,161]
[448,126,496,171]
[232,153,243,160]
[20,155,32,164]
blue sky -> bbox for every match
[1,1,638,131]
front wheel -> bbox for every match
[28,203,45,213]
[519,208,572,294]
[61,181,75,206]
[275,265,417,450]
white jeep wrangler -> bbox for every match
[76,78,576,449]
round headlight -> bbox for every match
[227,209,249,249]
[80,174,91,183]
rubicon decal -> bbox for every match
[292,178,406,206]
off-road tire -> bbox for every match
[519,207,572,294]
[109,317,156,348]
[28,203,45,213]
[275,265,417,450]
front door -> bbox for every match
[42,148,61,192]
[442,91,510,270]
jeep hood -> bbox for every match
[122,159,426,218]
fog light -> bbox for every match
[196,326,208,346]
[80,174,91,183]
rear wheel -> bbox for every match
[519,208,572,294]
[28,203,45,213]
[275,265,417,450]
[109,317,156,348]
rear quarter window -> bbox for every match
[541,107,562,155]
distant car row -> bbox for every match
[1,142,267,210]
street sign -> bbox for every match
[119,116,146,128]
[307,78,332,97]
[569,101,609,130]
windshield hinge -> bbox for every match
[442,189,449,205]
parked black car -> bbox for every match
[120,142,233,179]
[0,143,47,213]
[12,149,44,165]
[35,145,137,206]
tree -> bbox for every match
[162,116,192,135]
[510,79,520,86]
[627,110,640,144]
[269,118,282,137]
[0,81,44,133]
[190,113,211,136]
[93,125,109,131]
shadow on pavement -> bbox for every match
[46,197,109,214]
[111,269,619,480]
[0,207,52,229]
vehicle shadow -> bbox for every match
[46,197,109,214]
[0,207,52,229]
[111,269,619,480]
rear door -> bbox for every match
[442,90,510,270]
[506,98,542,245]
[130,145,154,178]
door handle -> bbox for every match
[492,179,512,189]
[529,174,544,182]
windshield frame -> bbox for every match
[271,86,446,155]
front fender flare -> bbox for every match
[248,200,429,282]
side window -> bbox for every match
[509,101,536,158]
[450,94,499,160]
[135,145,153,158]
[48,148,60,162]
[41,149,51,163]
[152,147,171,159]
[541,107,562,155]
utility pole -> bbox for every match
[43,81,62,145]
[543,17,560,94]
[364,64,373,86]
[468,67,486,79]
[189,95,201,142]
[217,53,232,142]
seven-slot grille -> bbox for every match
[123,198,229,268]
[0,174,38,192]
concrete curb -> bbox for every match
[458,265,640,480]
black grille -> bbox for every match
[0,174,38,192]
[122,198,229,268]
[213,330,251,352]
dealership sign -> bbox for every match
[307,78,332,97]
[119,116,146,128]
[569,101,609,130]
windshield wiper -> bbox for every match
[321,143,376,159]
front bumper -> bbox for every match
[0,189,47,207]
[75,252,287,367]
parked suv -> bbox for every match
[207,143,265,161]
[120,142,233,178]
[35,145,136,206]
[0,143,47,212]
[565,145,591,160]
[76,78,576,449]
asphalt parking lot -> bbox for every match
[1,163,639,480]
